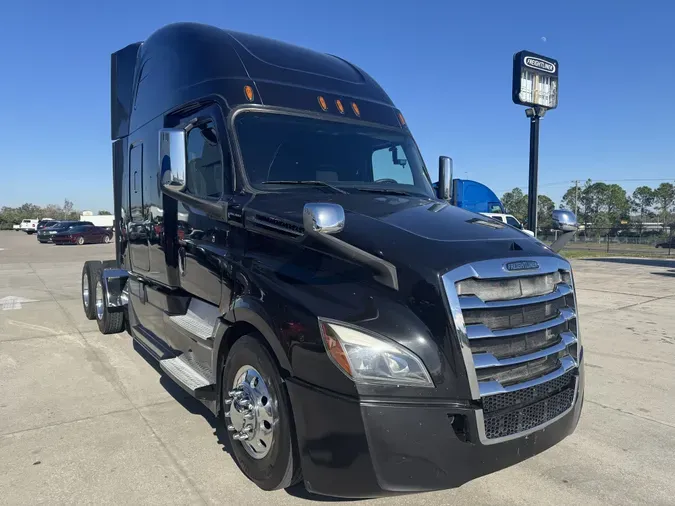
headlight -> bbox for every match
[50,231,57,234]
[318,319,433,387]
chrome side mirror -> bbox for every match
[303,203,345,235]
[552,209,579,232]
[159,128,187,191]
[437,156,452,201]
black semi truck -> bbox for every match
[82,22,584,498]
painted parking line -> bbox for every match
[0,296,39,311]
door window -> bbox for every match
[506,216,523,229]
[371,145,414,184]
[186,121,226,198]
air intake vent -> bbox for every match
[247,213,304,239]
[227,205,244,225]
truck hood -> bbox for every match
[244,192,557,275]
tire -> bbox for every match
[101,259,118,269]
[76,236,85,245]
[222,335,302,491]
[81,261,101,320]
[93,266,125,334]
[103,234,111,244]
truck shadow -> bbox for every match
[132,341,233,455]
[652,269,675,278]
[132,341,354,501]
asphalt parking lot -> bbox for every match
[1,230,674,505]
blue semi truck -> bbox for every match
[433,177,505,213]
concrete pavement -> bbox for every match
[1,230,674,505]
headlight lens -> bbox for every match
[319,319,433,387]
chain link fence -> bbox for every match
[540,226,674,257]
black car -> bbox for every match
[37,221,93,243]
[36,219,57,232]
[52,224,113,245]
[655,237,675,248]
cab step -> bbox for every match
[168,298,218,340]
[160,356,215,398]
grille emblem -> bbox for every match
[504,260,539,272]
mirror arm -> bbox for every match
[549,230,577,253]
[309,232,399,290]
[162,186,229,223]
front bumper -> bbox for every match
[52,236,75,244]
[287,361,584,498]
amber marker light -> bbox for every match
[244,85,255,102]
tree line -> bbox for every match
[0,200,111,230]
[502,181,675,232]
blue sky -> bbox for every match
[1,0,673,212]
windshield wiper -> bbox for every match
[261,180,347,194]
[357,187,414,196]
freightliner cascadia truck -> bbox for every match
[81,22,584,498]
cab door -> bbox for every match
[169,104,233,307]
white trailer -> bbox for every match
[80,214,114,229]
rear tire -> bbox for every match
[93,267,125,334]
[82,261,101,320]
[222,335,302,491]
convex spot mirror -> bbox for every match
[159,128,187,191]
[552,209,579,232]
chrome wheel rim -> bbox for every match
[226,365,276,459]
[82,272,89,309]
[95,281,104,320]
[78,237,84,245]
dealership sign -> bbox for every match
[512,50,559,109]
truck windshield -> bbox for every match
[234,111,435,197]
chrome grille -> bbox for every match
[442,256,580,444]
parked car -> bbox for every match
[481,212,536,237]
[36,219,57,232]
[12,224,21,231]
[655,237,675,248]
[19,219,39,234]
[52,224,113,245]
[37,221,93,243]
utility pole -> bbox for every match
[574,180,579,216]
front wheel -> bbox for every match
[76,236,85,245]
[103,234,111,244]
[222,335,302,491]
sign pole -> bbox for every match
[526,107,543,236]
